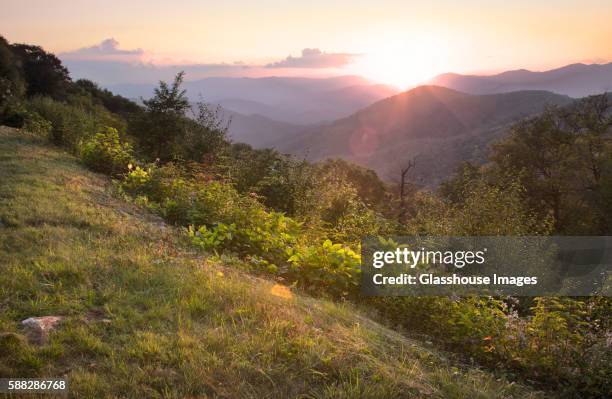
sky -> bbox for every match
[2,0,612,88]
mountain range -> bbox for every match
[110,75,398,125]
[230,63,610,184]
[429,63,612,98]
[110,63,610,184]
[271,86,573,185]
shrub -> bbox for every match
[189,200,301,265]
[287,239,361,296]
[28,96,97,147]
[122,165,152,193]
[27,96,125,149]
[80,127,133,176]
[128,173,363,297]
[0,101,52,137]
[1,102,28,128]
[23,110,52,136]
[121,163,195,223]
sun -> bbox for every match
[349,39,445,90]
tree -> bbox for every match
[316,159,388,211]
[439,161,482,204]
[132,72,190,161]
[142,71,190,115]
[181,101,230,162]
[74,79,142,116]
[397,157,417,223]
[491,95,612,234]
[0,36,25,113]
[10,43,71,99]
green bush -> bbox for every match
[0,101,52,137]
[27,96,125,149]
[188,194,302,268]
[286,239,361,296]
[121,167,362,297]
[28,96,97,146]
[370,295,610,398]
[23,110,52,136]
[186,181,362,297]
[80,127,133,176]
[121,165,151,193]
[1,101,29,128]
[121,163,194,223]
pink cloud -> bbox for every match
[60,38,147,63]
[266,48,360,68]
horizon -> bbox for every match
[2,0,611,88]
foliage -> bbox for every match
[123,166,362,297]
[309,167,394,243]
[371,295,610,397]
[316,159,389,211]
[286,239,361,296]
[143,71,190,115]
[9,43,71,99]
[80,127,133,175]
[27,96,122,148]
[438,161,482,204]
[73,79,142,116]
[491,94,612,234]
[179,101,229,162]
[448,178,553,235]
[0,101,29,128]
[0,36,25,118]
[0,127,540,398]
[22,109,52,136]
[0,101,52,138]
[131,72,190,161]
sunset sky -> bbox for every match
[2,0,612,88]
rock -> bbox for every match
[21,316,63,344]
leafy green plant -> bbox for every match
[28,96,98,146]
[0,102,52,136]
[23,110,52,136]
[80,127,133,176]
[287,239,361,296]
[122,165,151,192]
[189,223,236,251]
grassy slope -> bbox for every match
[0,126,543,398]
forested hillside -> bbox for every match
[272,86,575,184]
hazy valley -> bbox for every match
[105,63,610,185]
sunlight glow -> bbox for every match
[350,38,447,90]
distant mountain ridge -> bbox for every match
[223,110,308,148]
[429,63,612,98]
[109,75,398,125]
[271,86,574,185]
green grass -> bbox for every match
[0,126,544,398]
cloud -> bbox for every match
[62,59,254,85]
[266,48,359,68]
[60,38,146,62]
[59,40,355,86]
[59,39,253,84]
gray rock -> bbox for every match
[21,316,63,344]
